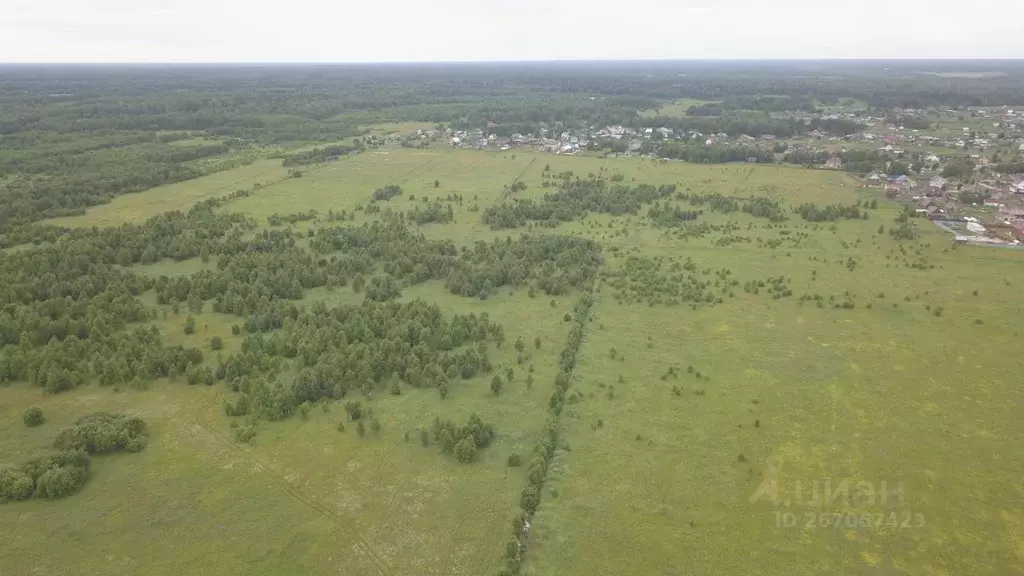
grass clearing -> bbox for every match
[640,98,714,118]
[45,159,290,228]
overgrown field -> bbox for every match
[7,146,1024,576]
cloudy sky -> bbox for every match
[2,0,1022,62]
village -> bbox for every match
[379,105,1024,247]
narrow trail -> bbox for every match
[190,394,391,576]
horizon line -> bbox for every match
[2,56,1024,66]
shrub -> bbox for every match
[210,336,223,350]
[455,437,478,463]
[1,450,91,503]
[234,426,256,443]
[344,401,363,420]
[184,315,196,335]
[507,453,522,467]
[53,413,148,454]
[22,406,44,427]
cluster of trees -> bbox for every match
[431,414,496,463]
[0,450,92,502]
[657,142,775,164]
[280,142,362,167]
[672,191,786,222]
[371,185,403,202]
[267,210,318,226]
[993,161,1024,174]
[0,204,247,391]
[794,202,870,222]
[1,412,148,503]
[641,110,808,139]
[312,221,603,299]
[405,202,454,225]
[647,202,702,227]
[53,412,149,454]
[218,300,505,421]
[603,256,733,308]
[483,178,676,229]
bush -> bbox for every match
[455,437,478,463]
[53,413,148,454]
[344,401,363,420]
[210,336,223,350]
[22,406,44,427]
[0,450,91,503]
[507,453,522,467]
[234,426,256,443]
[184,315,195,335]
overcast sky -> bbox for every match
[2,0,1022,63]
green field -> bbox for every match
[640,98,714,119]
[7,145,1024,575]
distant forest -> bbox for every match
[2,61,1024,238]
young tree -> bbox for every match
[184,315,196,335]
[514,336,525,354]
[534,336,541,350]
[357,419,366,437]
[491,374,504,396]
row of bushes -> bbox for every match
[501,289,595,575]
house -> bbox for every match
[926,205,945,220]
[825,156,843,170]
[746,157,759,164]
[886,175,916,192]
[928,177,949,194]
[738,134,756,143]
[966,222,987,234]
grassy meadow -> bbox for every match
[640,98,714,119]
[7,145,1024,575]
